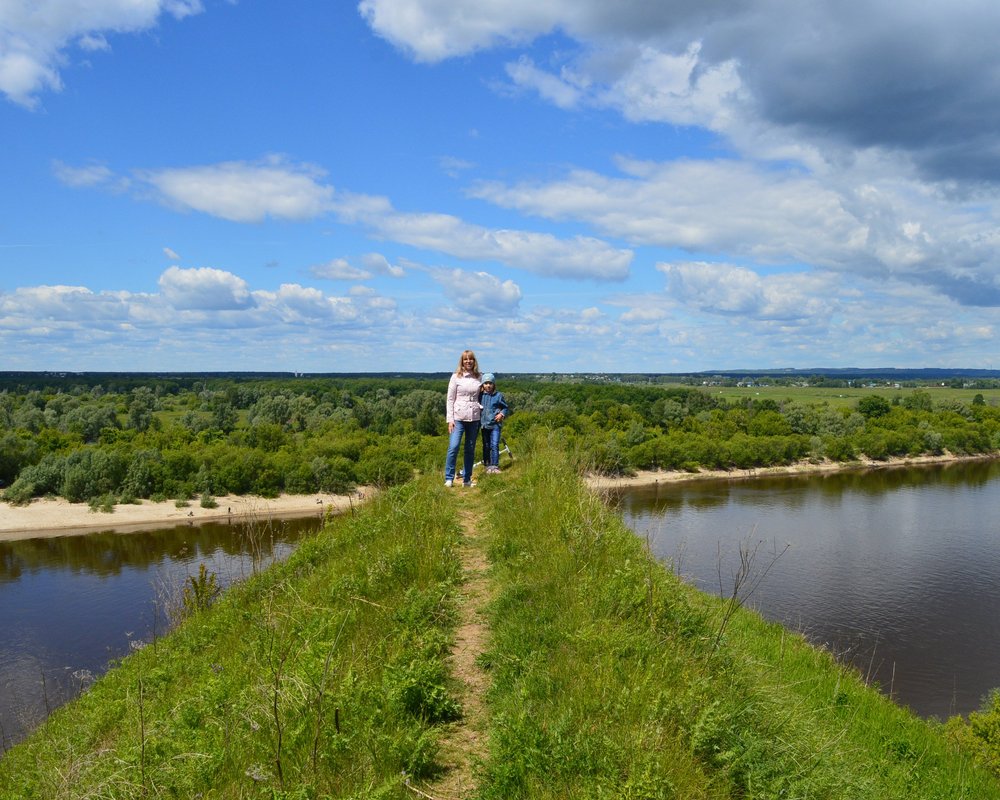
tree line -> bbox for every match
[2,376,999,505]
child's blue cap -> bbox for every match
[482,372,495,383]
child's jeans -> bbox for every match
[481,425,502,467]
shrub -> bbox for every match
[356,451,413,487]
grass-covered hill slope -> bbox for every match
[1,437,997,798]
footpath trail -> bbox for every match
[410,492,493,800]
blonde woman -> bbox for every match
[444,349,482,487]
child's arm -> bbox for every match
[494,392,509,422]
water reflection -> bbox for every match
[613,459,1000,720]
[0,516,319,752]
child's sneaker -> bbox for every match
[463,480,477,488]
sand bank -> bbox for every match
[0,490,372,542]
[585,452,998,490]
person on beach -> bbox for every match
[445,350,482,487]
[478,373,509,475]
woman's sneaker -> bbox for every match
[445,479,453,487]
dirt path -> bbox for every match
[409,498,493,800]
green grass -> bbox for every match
[673,382,1000,409]
[0,480,464,799]
[2,437,997,799]
[475,432,999,798]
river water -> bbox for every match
[0,515,319,751]
[612,458,1000,720]
[4,464,998,751]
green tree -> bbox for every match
[857,395,891,419]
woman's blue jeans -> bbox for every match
[445,420,480,483]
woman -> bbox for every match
[445,350,482,487]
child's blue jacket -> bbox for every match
[479,390,509,430]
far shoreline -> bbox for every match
[0,489,372,542]
[584,451,999,490]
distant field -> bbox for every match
[672,383,1000,409]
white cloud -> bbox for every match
[57,152,629,281]
[253,283,362,325]
[505,56,583,110]
[310,258,373,281]
[504,42,743,130]
[139,157,336,223]
[0,284,130,322]
[334,193,632,280]
[473,155,1000,305]
[361,252,406,278]
[52,160,128,190]
[0,0,204,108]
[0,272,410,370]
[433,268,522,315]
[358,0,565,61]
[474,157,860,261]
[158,266,254,311]
[595,42,743,129]
[439,155,475,177]
[660,261,832,322]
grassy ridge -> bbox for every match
[476,436,999,798]
[0,482,463,799]
[2,439,998,798]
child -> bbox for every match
[478,373,509,474]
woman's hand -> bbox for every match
[448,422,455,433]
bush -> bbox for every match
[88,494,115,513]
[356,451,413,487]
[857,395,891,419]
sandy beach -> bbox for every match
[0,490,372,542]
[2,452,995,540]
[584,452,998,490]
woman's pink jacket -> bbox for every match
[447,372,483,423]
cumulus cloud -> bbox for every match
[310,258,373,281]
[593,43,742,130]
[0,274,410,369]
[474,155,1000,306]
[0,0,204,108]
[505,56,584,110]
[158,266,254,311]
[52,160,129,191]
[253,283,361,325]
[360,1,1000,184]
[473,157,863,262]
[0,284,131,322]
[138,157,336,223]
[506,43,742,130]
[432,268,522,315]
[358,0,564,61]
[661,261,833,322]
[361,252,406,277]
[57,151,627,281]
[439,155,475,177]
[334,193,632,280]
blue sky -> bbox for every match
[3,1,1000,374]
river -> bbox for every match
[4,462,998,751]
[0,515,319,751]
[612,458,1000,720]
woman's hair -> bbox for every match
[455,349,481,378]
